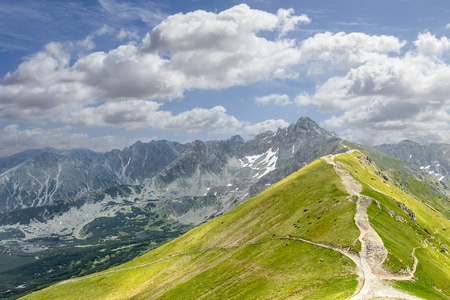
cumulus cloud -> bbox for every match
[66,100,242,131]
[244,119,289,136]
[77,25,114,50]
[301,32,450,145]
[299,31,406,72]
[277,8,311,37]
[141,4,307,90]
[3,4,449,147]
[255,94,292,106]
[414,32,450,57]
[0,4,311,122]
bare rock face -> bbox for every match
[375,140,450,185]
[0,117,344,222]
[0,152,121,213]
[396,201,416,222]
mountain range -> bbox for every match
[0,117,342,215]
[22,140,450,300]
[0,117,344,298]
[1,117,449,299]
[375,140,450,185]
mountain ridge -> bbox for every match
[21,148,450,299]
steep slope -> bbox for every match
[334,150,450,299]
[375,140,450,185]
[0,148,102,175]
[22,159,361,299]
[103,140,187,184]
[0,117,346,298]
[0,153,122,213]
[22,148,450,299]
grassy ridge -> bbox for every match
[336,151,450,299]
[23,159,360,300]
[23,149,450,299]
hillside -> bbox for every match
[374,140,450,186]
[21,147,450,299]
[1,118,346,298]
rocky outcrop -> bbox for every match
[375,140,450,184]
[0,117,344,217]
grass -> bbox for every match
[343,141,450,219]
[335,151,450,298]
[23,159,361,300]
[395,246,450,300]
[22,148,450,300]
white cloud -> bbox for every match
[244,119,289,136]
[445,23,450,30]
[117,28,139,41]
[66,100,242,132]
[255,94,292,106]
[77,25,114,50]
[0,4,310,123]
[277,8,311,37]
[414,32,450,57]
[302,32,450,145]
[299,31,406,72]
[142,4,306,90]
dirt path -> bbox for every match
[325,155,423,300]
[56,235,361,287]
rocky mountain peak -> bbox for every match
[227,135,245,147]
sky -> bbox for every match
[1,0,450,156]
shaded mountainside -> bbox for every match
[0,148,102,175]
[0,117,343,215]
[0,153,122,213]
[22,148,450,300]
[0,117,347,298]
[375,140,450,186]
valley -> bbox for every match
[0,118,449,299]
[19,147,450,299]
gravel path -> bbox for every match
[325,155,423,300]
[36,154,423,300]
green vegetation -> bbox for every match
[343,141,450,219]
[23,159,361,300]
[19,148,450,300]
[336,150,450,299]
[0,203,192,299]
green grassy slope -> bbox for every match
[335,150,450,299]
[343,141,450,219]
[22,149,450,300]
[22,159,360,300]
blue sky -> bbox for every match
[0,0,450,156]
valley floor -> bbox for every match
[21,150,450,300]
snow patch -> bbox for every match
[240,148,279,178]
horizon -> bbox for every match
[1,116,443,158]
[1,0,450,156]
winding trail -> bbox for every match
[40,152,423,300]
[57,235,360,286]
[324,155,422,300]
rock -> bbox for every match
[397,201,416,222]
